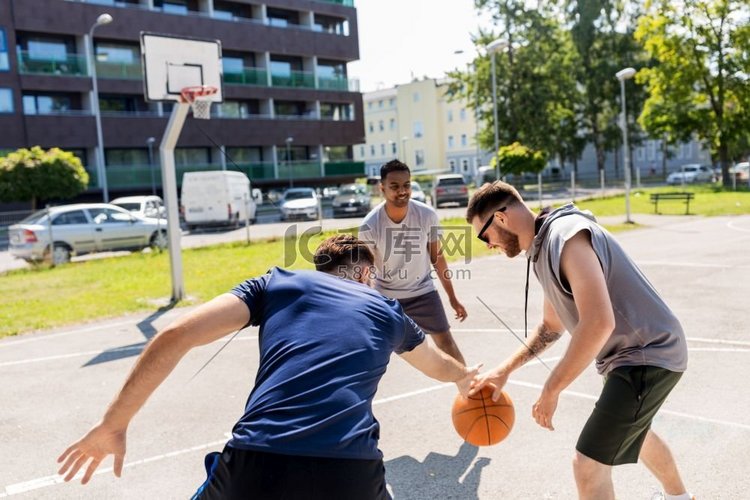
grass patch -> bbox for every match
[567,185,750,216]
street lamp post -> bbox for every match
[488,39,508,181]
[146,136,156,196]
[285,137,294,188]
[88,13,113,202]
[616,67,637,224]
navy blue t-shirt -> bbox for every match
[228,267,425,460]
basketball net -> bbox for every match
[180,85,218,120]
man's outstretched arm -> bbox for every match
[57,293,250,484]
[399,338,480,396]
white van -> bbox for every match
[181,171,261,229]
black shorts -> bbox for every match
[576,365,683,466]
[191,446,390,500]
[397,290,451,334]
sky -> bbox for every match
[347,0,494,92]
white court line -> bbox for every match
[635,260,750,269]
[507,380,750,431]
[455,329,750,347]
[0,319,140,349]
[727,220,750,233]
[0,336,258,368]
[688,347,750,353]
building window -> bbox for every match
[378,100,383,108]
[461,134,467,147]
[448,136,454,149]
[379,120,384,131]
[368,122,374,133]
[391,142,397,154]
[321,102,353,121]
[370,145,375,156]
[22,94,73,114]
[389,118,396,130]
[359,146,365,157]
[460,109,466,121]
[96,42,138,64]
[636,146,645,161]
[413,92,420,103]
[368,102,372,110]
[380,144,386,156]
[175,147,211,166]
[155,0,189,15]
[415,150,425,167]
[0,88,13,113]
[413,121,423,139]
[449,159,456,172]
[461,158,469,172]
[447,110,453,122]
[0,30,8,71]
[647,140,656,161]
[389,98,395,107]
[105,148,149,166]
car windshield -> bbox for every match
[18,210,50,225]
[683,167,698,172]
[114,202,141,212]
[438,177,465,186]
[339,185,364,195]
[284,190,314,200]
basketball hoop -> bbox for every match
[180,85,218,120]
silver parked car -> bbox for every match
[332,184,370,218]
[8,203,168,264]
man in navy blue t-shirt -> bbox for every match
[58,235,478,499]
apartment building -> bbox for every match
[0,0,365,197]
[355,78,486,179]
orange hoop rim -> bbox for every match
[180,85,218,103]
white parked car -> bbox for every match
[111,195,166,219]
[280,188,320,221]
[410,181,427,203]
[8,203,168,264]
[731,162,749,182]
[666,164,714,185]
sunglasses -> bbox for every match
[477,207,507,243]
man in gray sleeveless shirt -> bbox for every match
[466,181,693,500]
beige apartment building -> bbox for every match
[355,78,486,178]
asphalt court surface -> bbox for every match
[1,214,749,498]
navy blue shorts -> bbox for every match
[192,446,390,500]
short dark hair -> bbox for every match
[380,159,410,182]
[465,181,524,222]
[314,234,374,273]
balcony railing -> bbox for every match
[223,67,267,86]
[17,51,88,76]
[277,161,321,179]
[271,70,315,89]
[67,1,351,33]
[96,60,142,80]
[324,161,365,176]
[104,162,278,189]
[314,0,355,6]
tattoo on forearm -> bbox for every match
[521,324,562,363]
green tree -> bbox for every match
[447,0,585,170]
[0,147,89,209]
[636,0,750,185]
[564,0,649,176]
[494,141,547,176]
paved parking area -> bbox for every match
[1,214,749,498]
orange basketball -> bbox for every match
[452,387,515,446]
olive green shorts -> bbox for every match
[576,365,682,466]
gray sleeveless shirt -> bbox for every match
[528,204,687,375]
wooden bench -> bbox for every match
[649,192,694,214]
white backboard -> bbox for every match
[141,32,223,102]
